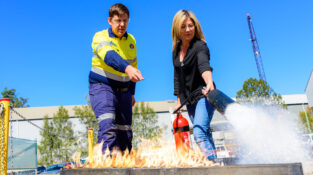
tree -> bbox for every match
[73,105,98,157]
[51,106,77,162]
[1,87,28,107]
[299,106,313,133]
[38,106,77,165]
[38,115,54,166]
[132,102,163,149]
[236,78,285,107]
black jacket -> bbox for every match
[173,38,214,106]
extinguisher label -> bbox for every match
[174,126,190,133]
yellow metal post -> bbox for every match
[0,98,10,175]
[88,128,93,163]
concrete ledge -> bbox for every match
[61,163,303,175]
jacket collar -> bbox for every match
[175,37,197,50]
[174,37,198,56]
[173,37,198,66]
[108,28,128,39]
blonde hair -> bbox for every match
[171,10,205,51]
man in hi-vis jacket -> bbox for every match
[89,3,144,152]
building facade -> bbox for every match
[9,94,308,144]
[306,69,313,107]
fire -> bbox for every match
[71,139,220,168]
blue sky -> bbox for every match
[1,0,312,107]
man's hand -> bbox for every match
[125,65,144,82]
[132,95,136,107]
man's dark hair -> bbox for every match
[109,3,129,18]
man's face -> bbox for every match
[108,14,129,38]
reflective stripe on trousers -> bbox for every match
[97,113,132,131]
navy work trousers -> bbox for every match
[89,82,133,152]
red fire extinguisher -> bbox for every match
[173,112,191,153]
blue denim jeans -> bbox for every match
[187,97,216,160]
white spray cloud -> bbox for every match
[225,102,311,164]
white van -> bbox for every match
[216,145,232,158]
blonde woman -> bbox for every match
[172,10,217,161]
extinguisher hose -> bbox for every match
[173,88,203,114]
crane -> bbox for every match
[247,13,266,81]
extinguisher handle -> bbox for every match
[173,104,184,114]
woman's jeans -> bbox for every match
[187,97,216,160]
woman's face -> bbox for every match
[180,17,195,43]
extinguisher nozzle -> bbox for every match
[206,89,235,115]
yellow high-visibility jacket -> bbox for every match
[89,28,137,94]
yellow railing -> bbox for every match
[88,128,93,163]
[0,99,10,175]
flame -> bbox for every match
[71,139,220,168]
